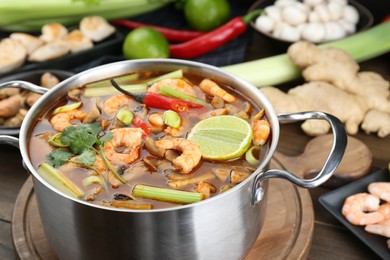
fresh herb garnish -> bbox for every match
[46,148,73,168]
[45,122,127,184]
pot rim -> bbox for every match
[18,58,280,213]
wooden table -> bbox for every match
[1,13,390,260]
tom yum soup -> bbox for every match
[28,69,271,210]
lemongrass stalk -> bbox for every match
[38,163,84,198]
[221,22,390,87]
[133,184,203,204]
[146,69,183,86]
[86,74,139,88]
[84,84,147,97]
[84,69,183,97]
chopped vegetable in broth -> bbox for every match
[28,69,271,210]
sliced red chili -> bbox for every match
[169,10,262,59]
[132,115,151,135]
[112,20,206,42]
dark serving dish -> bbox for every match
[0,69,74,135]
[0,30,124,78]
[320,168,390,260]
[248,0,374,51]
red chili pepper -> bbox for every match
[132,115,151,135]
[112,19,206,42]
[143,92,202,112]
[110,79,203,113]
[169,10,262,59]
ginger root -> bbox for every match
[261,41,390,137]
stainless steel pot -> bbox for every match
[0,59,347,260]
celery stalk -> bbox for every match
[133,184,203,204]
[0,0,173,31]
[221,22,390,87]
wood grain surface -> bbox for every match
[11,173,313,260]
[273,134,373,188]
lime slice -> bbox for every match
[187,115,252,161]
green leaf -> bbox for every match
[61,124,101,154]
[45,149,73,168]
[78,149,96,166]
[98,131,113,147]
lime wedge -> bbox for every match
[187,115,252,161]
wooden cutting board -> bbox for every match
[12,168,314,260]
[273,134,373,188]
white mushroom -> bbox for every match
[301,22,326,42]
[264,5,283,22]
[274,23,301,42]
[282,5,308,25]
[323,21,346,41]
[328,2,345,21]
[274,0,298,8]
[343,5,359,24]
[303,0,324,8]
[255,15,275,33]
[339,20,356,34]
[314,4,331,23]
[308,11,320,23]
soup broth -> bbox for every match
[28,70,271,210]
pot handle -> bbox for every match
[0,80,48,94]
[251,111,347,206]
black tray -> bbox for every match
[320,168,390,260]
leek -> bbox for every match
[222,22,390,87]
[0,0,174,32]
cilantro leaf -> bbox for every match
[78,149,96,166]
[45,149,73,168]
[61,123,101,154]
[98,131,113,147]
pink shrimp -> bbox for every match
[102,128,144,165]
[155,138,201,174]
[368,182,390,202]
[50,110,87,132]
[365,219,390,238]
[252,119,271,146]
[342,193,385,226]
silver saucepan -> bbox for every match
[0,59,347,260]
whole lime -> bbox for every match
[184,0,231,31]
[122,28,170,59]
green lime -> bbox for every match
[122,28,169,59]
[184,0,231,31]
[187,115,252,161]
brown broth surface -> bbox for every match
[28,71,271,210]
